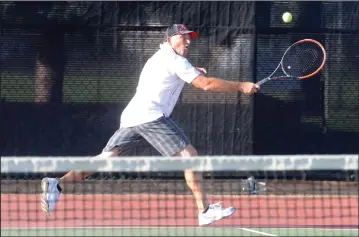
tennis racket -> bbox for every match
[256,39,327,86]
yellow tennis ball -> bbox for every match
[282,12,292,23]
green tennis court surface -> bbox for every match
[2,227,358,236]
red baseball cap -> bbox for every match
[164,24,199,40]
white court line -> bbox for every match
[238,228,277,236]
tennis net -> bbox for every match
[1,155,358,236]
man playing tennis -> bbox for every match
[41,24,259,226]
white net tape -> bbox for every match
[1,154,358,173]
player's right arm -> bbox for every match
[173,56,259,95]
[191,74,259,95]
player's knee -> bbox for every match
[176,144,198,157]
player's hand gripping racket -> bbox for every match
[256,39,327,86]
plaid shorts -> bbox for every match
[103,116,190,156]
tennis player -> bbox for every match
[41,24,259,226]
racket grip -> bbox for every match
[256,77,271,86]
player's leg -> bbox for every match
[58,150,119,189]
[133,117,209,208]
[175,144,235,226]
[58,128,142,188]
[174,144,209,212]
[40,127,144,215]
[133,116,235,226]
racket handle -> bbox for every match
[256,77,271,86]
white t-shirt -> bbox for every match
[120,43,201,128]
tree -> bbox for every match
[0,1,119,103]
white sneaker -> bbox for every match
[198,202,236,226]
[40,178,62,215]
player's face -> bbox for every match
[169,34,191,57]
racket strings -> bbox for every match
[282,42,325,78]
